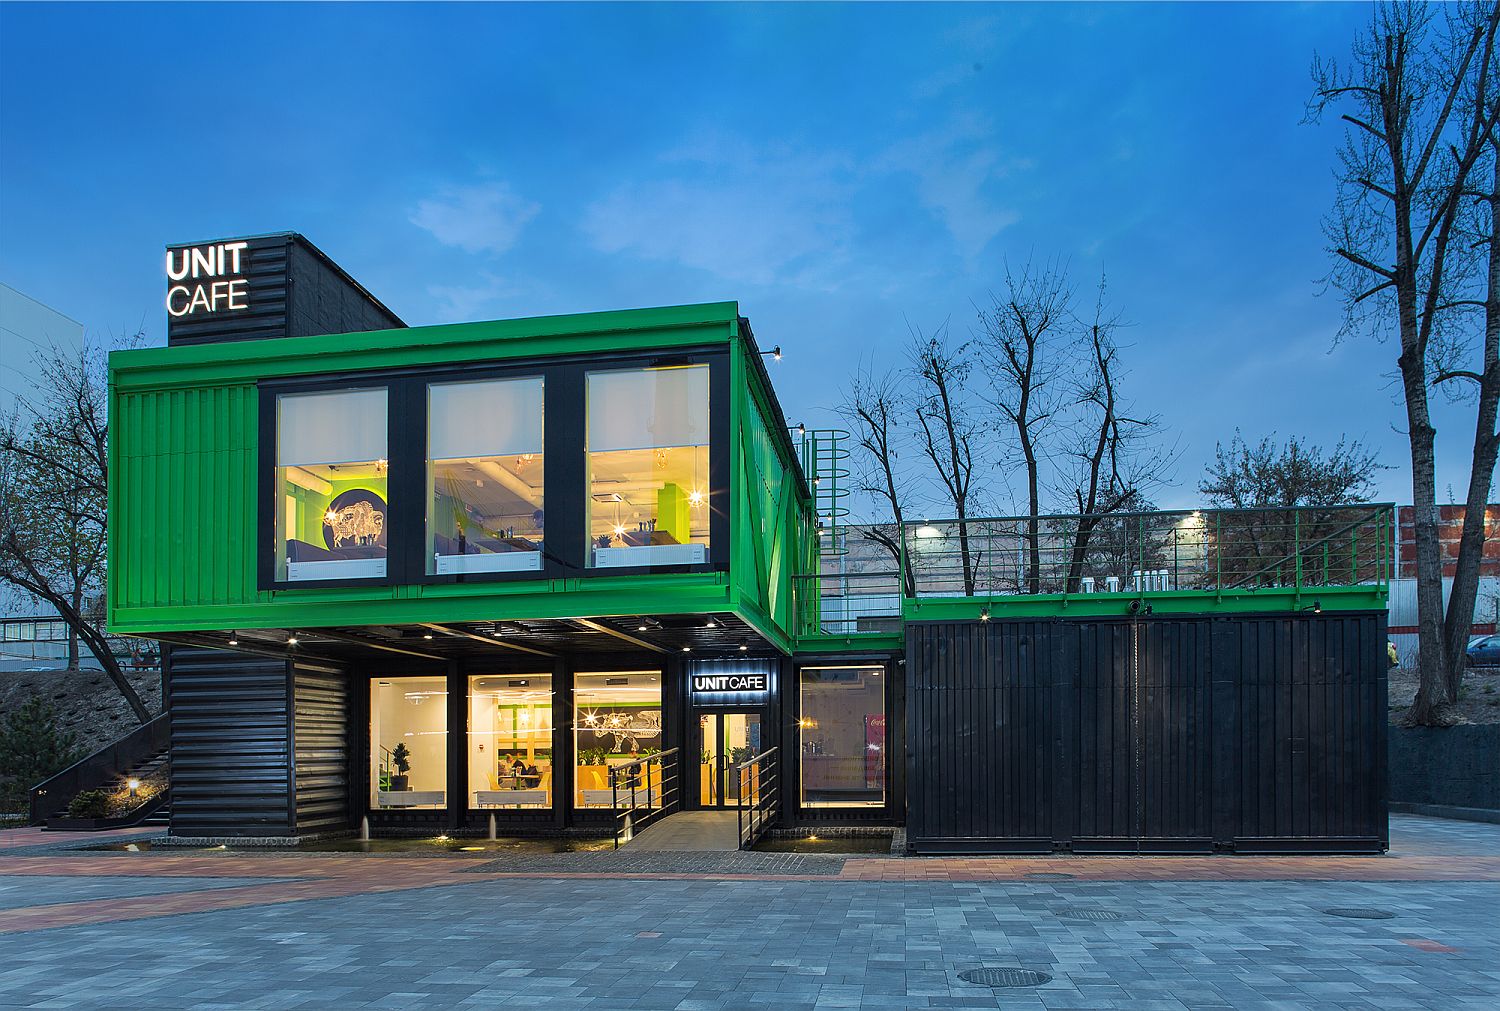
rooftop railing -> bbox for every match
[790,504,1392,639]
[901,504,1392,599]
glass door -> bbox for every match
[696,712,763,808]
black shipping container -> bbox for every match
[904,613,1388,854]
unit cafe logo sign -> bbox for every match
[166,241,250,317]
[691,672,768,695]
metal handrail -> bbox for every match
[895,504,1393,599]
[735,747,780,850]
[610,747,680,848]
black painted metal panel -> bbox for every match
[166,645,294,836]
[292,663,350,834]
[166,233,403,347]
[906,613,1387,854]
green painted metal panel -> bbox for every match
[107,301,823,648]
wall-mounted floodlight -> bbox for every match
[914,523,942,539]
[979,606,990,622]
[761,346,782,361]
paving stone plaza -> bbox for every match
[0,815,1496,1009]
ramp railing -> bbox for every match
[610,747,680,848]
[735,747,780,850]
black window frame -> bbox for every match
[258,376,403,592]
[257,346,730,592]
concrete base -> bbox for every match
[624,811,740,851]
[1390,801,1500,825]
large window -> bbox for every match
[468,674,553,809]
[586,365,710,567]
[573,671,662,808]
[799,665,885,808]
[370,676,447,810]
[428,377,545,575]
[275,388,389,582]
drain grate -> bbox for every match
[1056,907,1122,922]
[1025,872,1076,881]
[958,967,1054,988]
[1323,907,1394,920]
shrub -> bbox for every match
[67,789,112,819]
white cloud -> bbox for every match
[582,142,858,291]
[426,272,528,322]
[411,182,540,254]
[880,115,1023,261]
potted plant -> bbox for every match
[390,742,411,791]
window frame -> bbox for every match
[258,347,729,592]
[259,376,402,591]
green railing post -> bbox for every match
[1294,511,1302,591]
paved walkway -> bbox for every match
[0,814,1493,1008]
[626,810,741,851]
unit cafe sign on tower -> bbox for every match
[166,241,250,317]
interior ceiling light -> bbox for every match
[682,646,692,652]
[423,633,433,640]
[705,620,717,628]
[287,635,299,646]
[738,644,749,652]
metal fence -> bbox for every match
[900,505,1392,599]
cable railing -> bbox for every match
[610,747,680,848]
[735,747,780,850]
[898,504,1393,599]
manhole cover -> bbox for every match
[1025,872,1075,880]
[958,967,1054,988]
[1057,908,1122,922]
[1323,907,1394,920]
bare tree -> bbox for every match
[1440,3,1500,703]
[976,260,1072,593]
[1311,3,1500,724]
[909,326,983,595]
[1056,288,1174,593]
[0,342,151,724]
[838,365,916,596]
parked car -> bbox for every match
[1465,634,1500,667]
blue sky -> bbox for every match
[0,2,1484,514]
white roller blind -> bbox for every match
[588,365,709,452]
[277,388,387,466]
[429,377,543,459]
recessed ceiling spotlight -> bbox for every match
[681,646,692,653]
[638,625,649,632]
[423,633,433,640]
[738,645,749,652]
[705,620,717,628]
[287,635,299,646]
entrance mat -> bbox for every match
[464,849,847,876]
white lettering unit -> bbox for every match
[166,241,251,318]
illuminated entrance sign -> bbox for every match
[166,241,250,317]
[690,672,768,695]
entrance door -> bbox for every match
[696,712,763,807]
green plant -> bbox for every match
[577,747,609,766]
[67,789,112,819]
[0,694,84,813]
[391,742,411,775]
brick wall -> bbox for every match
[1396,504,1500,578]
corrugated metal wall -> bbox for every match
[906,613,1387,854]
[167,646,294,836]
[292,663,350,834]
[113,385,259,613]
